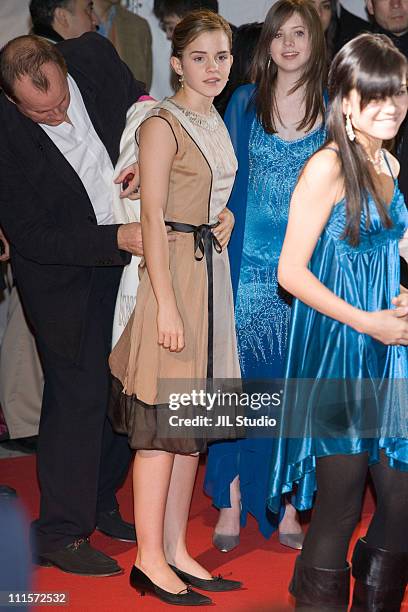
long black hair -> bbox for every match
[215,22,263,116]
[327,33,407,245]
[324,0,339,61]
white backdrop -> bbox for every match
[0,1,30,49]
[0,0,368,97]
[219,1,368,24]
[0,1,368,49]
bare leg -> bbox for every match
[279,497,302,534]
[164,454,212,579]
[133,449,186,593]
[213,475,241,536]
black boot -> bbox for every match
[289,555,350,611]
[351,538,408,611]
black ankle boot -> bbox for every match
[351,538,408,611]
[289,555,350,611]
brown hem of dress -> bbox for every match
[109,376,242,454]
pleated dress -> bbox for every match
[109,99,241,454]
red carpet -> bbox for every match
[1,455,406,611]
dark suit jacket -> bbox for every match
[335,6,408,57]
[0,33,146,361]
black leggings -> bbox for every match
[300,451,408,569]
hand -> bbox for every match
[364,308,408,345]
[114,162,140,200]
[392,293,408,308]
[117,222,143,256]
[0,227,10,262]
[213,208,235,249]
[157,302,185,352]
[117,223,177,257]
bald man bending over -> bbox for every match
[0,33,145,576]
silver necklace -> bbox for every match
[367,149,385,173]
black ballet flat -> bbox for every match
[169,564,242,592]
[129,565,212,606]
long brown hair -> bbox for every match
[250,0,326,134]
[327,33,407,245]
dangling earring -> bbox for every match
[345,112,355,141]
[267,55,272,70]
[178,74,184,89]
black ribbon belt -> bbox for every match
[165,221,222,379]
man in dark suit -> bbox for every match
[336,1,408,56]
[30,0,99,43]
[153,0,220,40]
[0,32,145,576]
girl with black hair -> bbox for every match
[269,32,408,611]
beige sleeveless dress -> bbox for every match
[109,99,241,453]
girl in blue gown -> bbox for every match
[269,33,408,610]
[204,0,327,549]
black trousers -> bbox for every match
[33,267,132,554]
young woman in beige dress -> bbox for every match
[109,10,242,607]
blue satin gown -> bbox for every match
[267,166,408,515]
[205,112,326,537]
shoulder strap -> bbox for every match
[136,105,183,153]
[323,146,339,155]
[382,150,395,180]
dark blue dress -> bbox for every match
[205,84,326,537]
[267,170,408,514]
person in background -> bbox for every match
[0,496,31,611]
[153,0,219,40]
[336,0,408,57]
[205,0,327,553]
[215,22,263,117]
[311,0,338,60]
[0,268,43,445]
[93,0,153,90]
[30,0,99,42]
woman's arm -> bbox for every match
[278,149,408,345]
[139,116,184,352]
